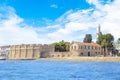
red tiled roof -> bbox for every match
[74,42,101,46]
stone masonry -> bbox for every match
[8,44,54,59]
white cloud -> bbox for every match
[50,4,58,8]
[0,6,52,46]
[48,0,120,42]
[0,0,120,46]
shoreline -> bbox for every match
[3,57,120,62]
[38,57,120,62]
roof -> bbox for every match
[0,45,10,48]
[73,42,101,47]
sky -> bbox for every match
[0,0,120,46]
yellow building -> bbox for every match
[70,42,102,56]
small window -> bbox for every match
[81,46,82,49]
[95,52,97,54]
[74,46,76,50]
[99,47,101,50]
[85,46,86,49]
[98,52,100,54]
[95,47,97,50]
[52,55,54,57]
[88,46,90,49]
[71,46,73,49]
[91,46,93,49]
[81,52,83,56]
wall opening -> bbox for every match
[88,52,90,56]
[79,52,83,56]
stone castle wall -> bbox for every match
[8,44,54,59]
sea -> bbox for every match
[0,60,120,80]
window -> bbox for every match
[96,52,97,54]
[99,47,101,50]
[98,52,100,54]
[88,46,90,49]
[79,52,83,56]
[91,46,93,50]
[95,47,97,50]
[85,46,86,49]
[74,46,76,50]
[81,46,82,49]
[71,46,73,49]
[79,46,82,49]
[52,55,54,57]
[81,52,83,56]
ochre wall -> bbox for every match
[8,44,54,60]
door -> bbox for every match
[88,52,90,56]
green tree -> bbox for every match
[54,42,60,52]
[115,38,120,49]
[53,40,70,52]
[83,34,92,43]
[97,33,114,56]
[115,38,120,55]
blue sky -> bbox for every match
[1,0,90,19]
[0,0,91,26]
[0,0,120,45]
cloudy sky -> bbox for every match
[0,0,120,46]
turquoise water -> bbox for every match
[0,60,120,80]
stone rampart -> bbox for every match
[8,44,54,60]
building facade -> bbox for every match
[70,42,102,56]
[0,46,10,59]
[8,44,54,59]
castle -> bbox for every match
[9,44,54,59]
[0,25,103,60]
[7,42,101,60]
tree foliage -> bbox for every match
[96,33,114,56]
[97,33,114,47]
[115,38,120,55]
[115,38,120,49]
[53,40,70,52]
[83,34,92,43]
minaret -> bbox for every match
[97,24,102,37]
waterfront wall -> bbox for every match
[8,44,54,59]
[8,42,103,60]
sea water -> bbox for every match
[0,60,120,80]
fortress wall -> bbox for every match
[26,45,34,59]
[40,44,55,58]
[33,49,40,59]
[20,45,27,59]
[8,44,54,60]
[15,45,21,59]
[26,49,33,59]
[33,45,42,59]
